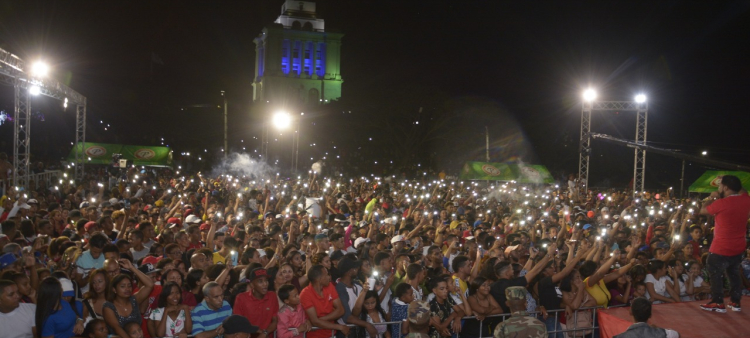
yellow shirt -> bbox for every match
[212,251,227,264]
[452,275,468,297]
[583,277,611,308]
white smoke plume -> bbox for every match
[210,153,277,180]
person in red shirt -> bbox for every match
[233,268,279,338]
[299,265,350,338]
[699,175,750,313]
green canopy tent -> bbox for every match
[688,170,750,193]
[459,161,555,183]
[67,142,173,167]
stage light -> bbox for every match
[31,61,49,77]
[583,88,597,102]
[272,111,291,129]
[29,85,41,96]
[702,151,707,156]
[635,94,646,103]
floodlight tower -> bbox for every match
[578,90,648,195]
[0,51,87,188]
[578,88,596,193]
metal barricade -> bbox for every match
[28,170,61,190]
[273,304,620,338]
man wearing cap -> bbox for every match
[406,300,430,338]
[222,315,260,338]
[75,233,109,294]
[491,247,553,314]
[335,256,379,337]
[493,287,546,338]
[0,279,36,338]
[233,268,278,338]
[391,235,406,253]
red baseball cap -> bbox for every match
[142,256,161,266]
[84,221,98,232]
[167,217,182,226]
[248,268,268,282]
[199,223,210,231]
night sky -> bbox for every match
[1,1,749,189]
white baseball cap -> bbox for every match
[184,214,201,224]
[390,235,405,244]
[354,237,370,248]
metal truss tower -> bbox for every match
[579,100,648,195]
[0,47,87,188]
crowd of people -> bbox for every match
[0,166,748,338]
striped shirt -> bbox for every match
[191,300,232,335]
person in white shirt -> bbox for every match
[644,260,680,304]
[0,279,36,338]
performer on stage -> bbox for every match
[699,175,750,313]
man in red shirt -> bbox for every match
[699,175,750,313]
[233,268,279,338]
[299,265,350,338]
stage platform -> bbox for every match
[598,298,750,338]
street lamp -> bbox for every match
[635,94,647,103]
[583,88,597,102]
[272,111,291,129]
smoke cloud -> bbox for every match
[210,153,277,180]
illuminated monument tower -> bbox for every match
[252,1,343,104]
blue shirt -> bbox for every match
[191,300,232,335]
[41,301,83,338]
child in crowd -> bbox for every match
[360,290,390,338]
[124,322,145,338]
[633,282,647,299]
[391,283,415,338]
[83,318,108,338]
[277,284,311,338]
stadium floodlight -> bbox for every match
[272,111,291,129]
[31,61,49,77]
[583,88,597,102]
[635,94,647,103]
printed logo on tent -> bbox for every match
[134,149,156,159]
[481,164,502,176]
[84,146,107,157]
[710,176,724,187]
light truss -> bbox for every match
[0,47,87,187]
[579,100,648,195]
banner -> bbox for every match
[689,171,750,193]
[120,145,173,166]
[459,162,554,183]
[67,143,173,167]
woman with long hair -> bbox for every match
[82,268,110,320]
[269,263,295,292]
[462,277,502,338]
[358,290,390,338]
[183,268,208,306]
[147,282,192,338]
[102,259,154,338]
[310,252,331,271]
[285,250,308,289]
[35,277,85,338]
[560,269,596,338]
